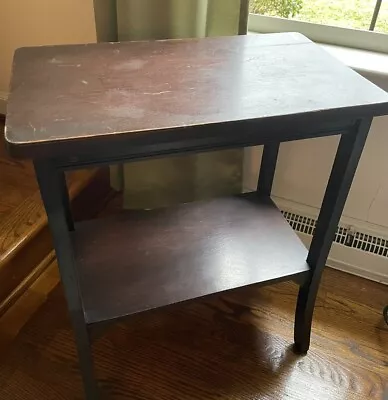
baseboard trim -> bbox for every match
[296,231,388,285]
[272,195,388,285]
[328,256,388,285]
[0,91,8,116]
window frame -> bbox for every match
[248,14,388,54]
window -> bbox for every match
[248,0,388,53]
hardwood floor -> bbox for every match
[0,256,386,399]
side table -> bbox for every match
[5,33,388,399]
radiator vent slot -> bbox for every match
[281,211,388,258]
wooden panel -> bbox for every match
[0,266,386,400]
[73,193,309,325]
[5,33,388,157]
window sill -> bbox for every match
[320,43,388,80]
[248,31,388,90]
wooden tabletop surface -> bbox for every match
[5,32,388,158]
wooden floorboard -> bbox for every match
[0,261,386,399]
[0,191,386,399]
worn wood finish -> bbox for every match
[54,118,354,170]
[73,193,309,326]
[6,33,388,399]
[5,33,388,158]
[0,265,387,400]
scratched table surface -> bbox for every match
[5,33,388,156]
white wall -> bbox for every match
[245,67,388,231]
[0,0,97,113]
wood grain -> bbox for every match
[0,264,386,400]
[74,194,309,326]
[5,33,388,158]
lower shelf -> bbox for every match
[72,193,310,326]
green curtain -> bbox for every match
[97,0,248,208]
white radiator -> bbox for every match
[274,196,388,285]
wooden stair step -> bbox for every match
[0,168,112,316]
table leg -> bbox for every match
[34,161,100,400]
[294,118,373,354]
[257,143,280,196]
[57,170,74,231]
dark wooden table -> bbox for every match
[5,33,388,399]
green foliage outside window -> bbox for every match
[250,0,304,18]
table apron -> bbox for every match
[53,118,357,171]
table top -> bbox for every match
[5,32,388,158]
